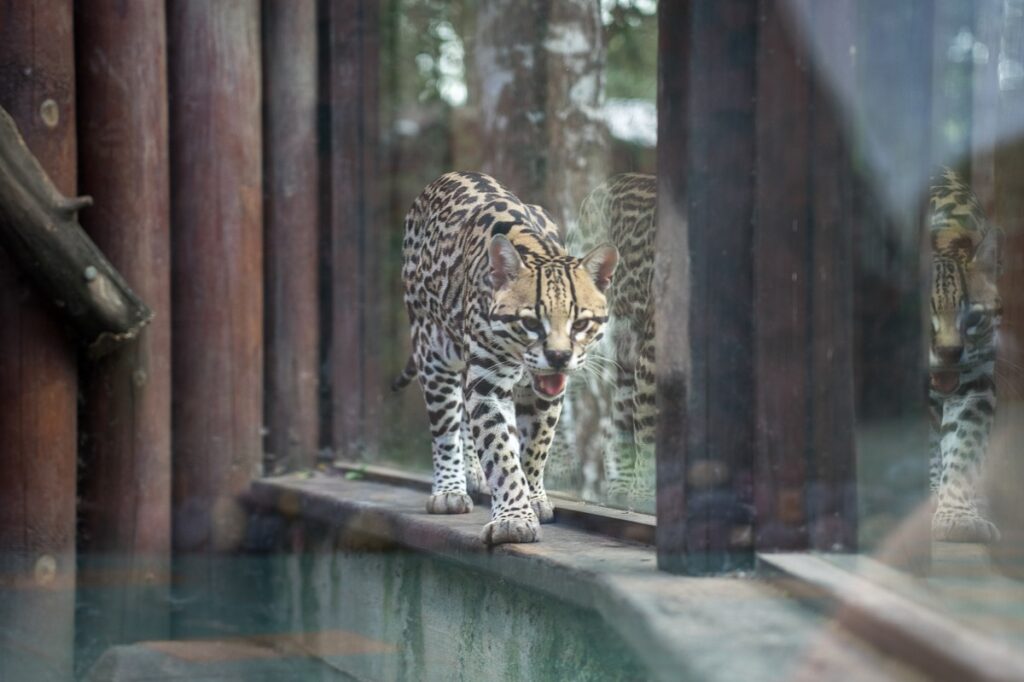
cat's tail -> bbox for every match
[391,356,417,392]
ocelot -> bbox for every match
[394,171,618,545]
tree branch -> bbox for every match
[0,104,153,357]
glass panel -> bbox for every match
[376,0,659,513]
[775,0,1024,633]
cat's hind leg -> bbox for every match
[415,326,473,514]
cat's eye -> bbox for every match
[963,309,984,329]
[572,319,591,333]
[521,317,542,332]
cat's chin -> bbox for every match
[532,372,567,398]
[930,370,960,393]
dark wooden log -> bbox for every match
[167,0,263,553]
[752,0,859,553]
[753,0,812,552]
[74,0,173,653]
[263,0,320,473]
[0,2,78,678]
[657,0,759,574]
[654,0,692,572]
[804,0,858,552]
[990,0,1024,577]
[327,0,381,458]
[0,105,154,356]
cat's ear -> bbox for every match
[488,234,525,289]
[970,225,1002,277]
[967,226,1003,311]
[580,243,619,292]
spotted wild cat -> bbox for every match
[393,171,618,545]
[928,167,1002,543]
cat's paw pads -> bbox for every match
[426,492,473,515]
[932,508,1001,543]
[530,496,555,523]
[480,515,540,545]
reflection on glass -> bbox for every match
[378,0,658,514]
[550,174,657,513]
[927,167,1001,543]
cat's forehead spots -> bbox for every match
[932,258,965,313]
[494,260,607,318]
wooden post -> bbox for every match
[804,1,858,552]
[654,0,692,572]
[990,0,1024,573]
[656,0,758,574]
[74,0,173,654]
[0,2,78,679]
[263,0,320,472]
[752,0,858,552]
[657,0,861,571]
[167,0,263,553]
[327,0,381,459]
[753,0,813,551]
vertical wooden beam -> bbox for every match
[327,0,381,459]
[74,0,173,653]
[752,0,859,553]
[805,0,858,552]
[167,0,263,553]
[990,0,1024,565]
[657,0,758,574]
[654,0,692,570]
[0,2,78,679]
[753,0,812,551]
[263,0,320,472]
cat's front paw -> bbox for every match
[426,492,473,514]
[530,495,555,523]
[480,514,540,545]
[932,507,1001,543]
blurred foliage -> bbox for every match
[602,0,658,101]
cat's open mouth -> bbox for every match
[930,370,960,393]
[532,372,567,398]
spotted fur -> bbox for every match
[396,172,618,545]
[928,167,1002,543]
[556,174,657,507]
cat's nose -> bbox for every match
[935,345,963,364]
[544,350,572,369]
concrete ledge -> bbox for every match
[247,472,922,682]
[760,553,1024,682]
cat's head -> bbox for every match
[486,234,618,398]
[930,227,1001,391]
